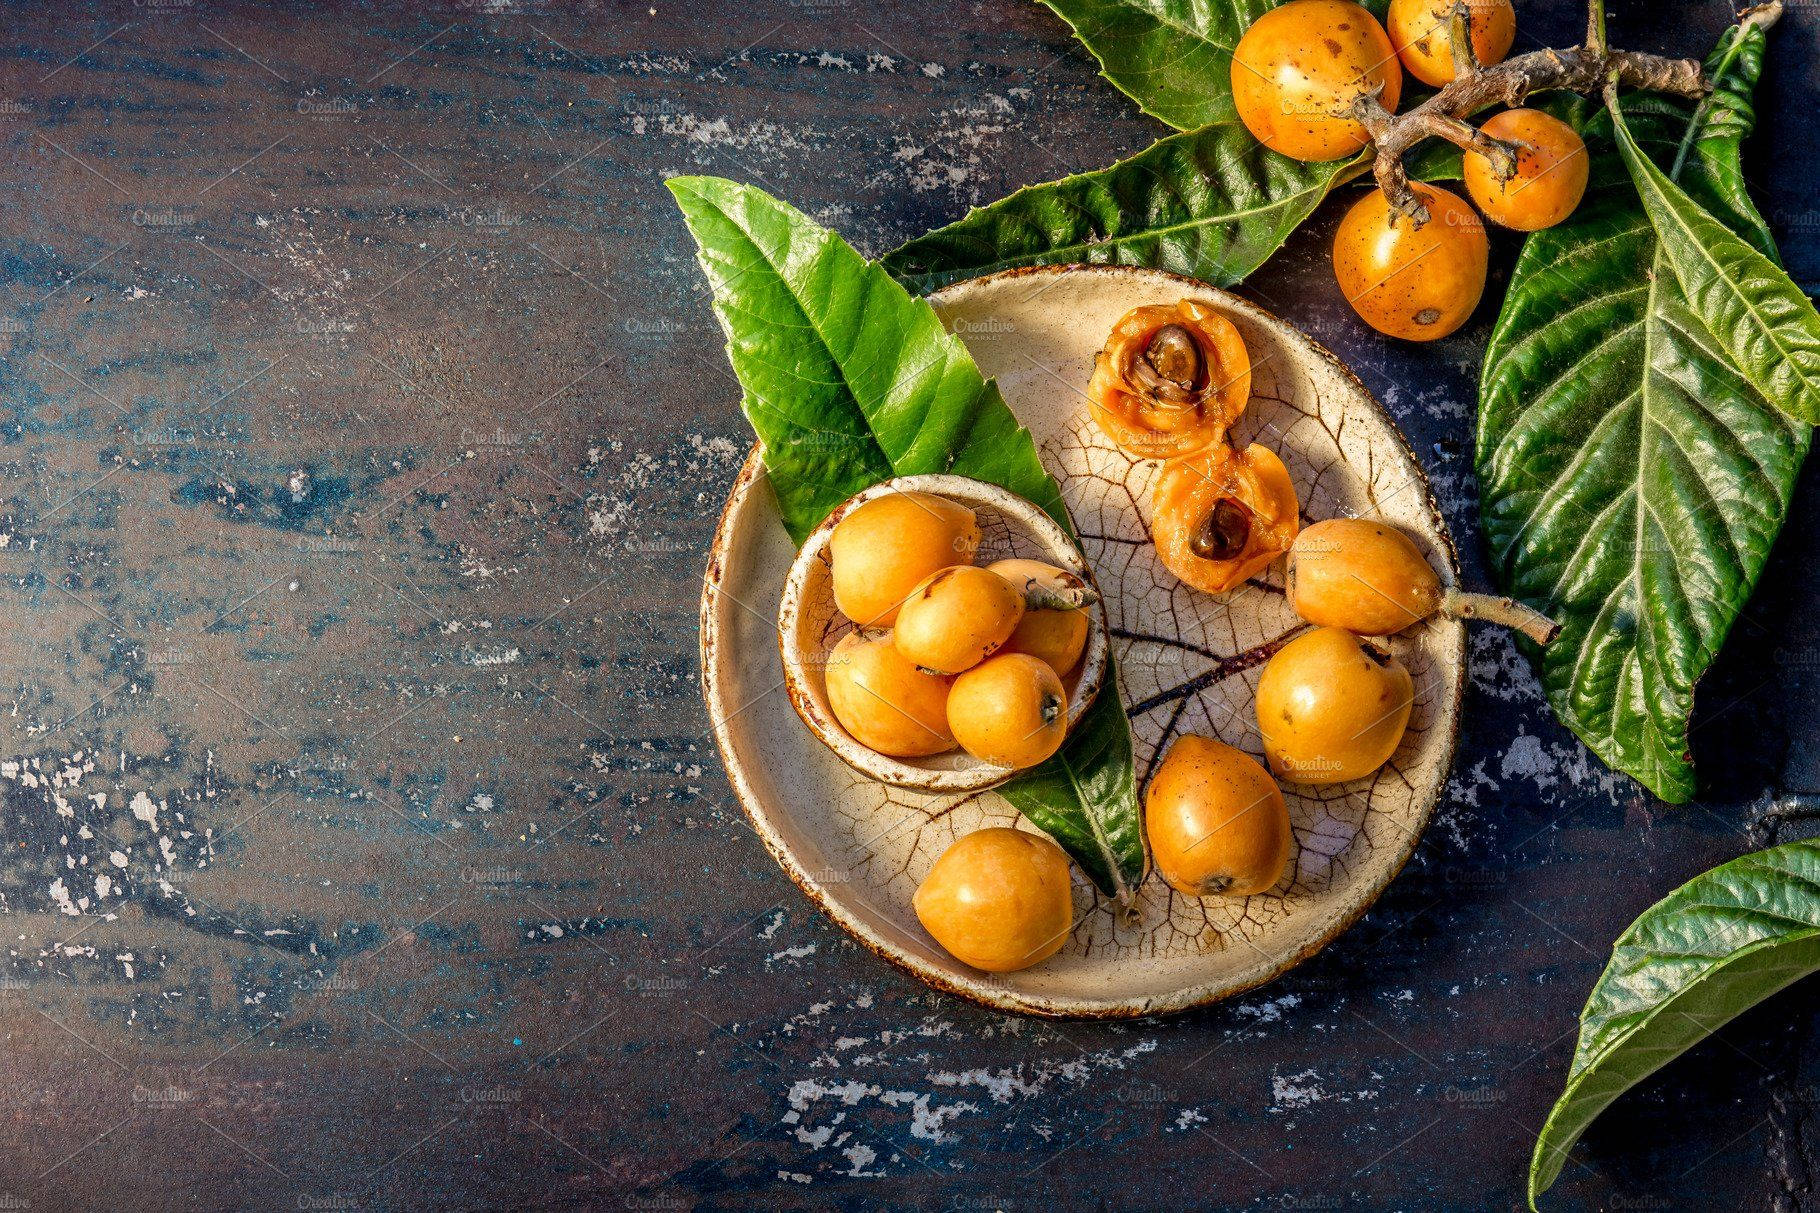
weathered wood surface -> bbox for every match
[2,0,1818,1208]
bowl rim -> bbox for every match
[698,263,1466,1019]
[776,473,1109,792]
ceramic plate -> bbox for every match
[701,265,1466,1018]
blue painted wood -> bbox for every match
[2,1,1818,1208]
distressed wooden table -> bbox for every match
[3,1,1819,1209]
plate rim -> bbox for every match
[699,263,1467,1019]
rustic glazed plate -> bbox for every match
[701,265,1466,1018]
[777,473,1109,794]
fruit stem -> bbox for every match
[1439,589,1561,646]
[1586,0,1607,57]
[1012,579,1100,611]
[1447,2,1479,83]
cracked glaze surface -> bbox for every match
[705,267,1465,1016]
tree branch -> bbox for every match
[1347,0,1725,223]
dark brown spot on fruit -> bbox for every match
[1414,307,1443,326]
[1323,37,1343,55]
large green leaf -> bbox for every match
[883,121,1362,294]
[668,176,1062,542]
[669,176,1143,901]
[885,0,1449,296]
[1476,20,1807,803]
[1035,0,1275,132]
[1609,99,1820,425]
[1530,839,1820,1206]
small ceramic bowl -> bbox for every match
[776,474,1108,792]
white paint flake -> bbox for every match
[1271,1067,1381,1111]
[47,877,80,916]
[1232,993,1302,1024]
[765,943,817,968]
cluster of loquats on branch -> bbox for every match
[1229,0,1777,339]
[1355,0,1719,222]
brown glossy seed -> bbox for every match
[1190,498,1254,562]
[1143,324,1205,392]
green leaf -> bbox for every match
[884,6,1456,297]
[1609,96,1820,425]
[998,672,1144,902]
[667,175,1063,543]
[1035,0,1277,132]
[1476,20,1808,802]
[1034,0,1389,132]
[1530,839,1820,1207]
[1402,138,1461,184]
[669,175,1142,900]
[883,122,1363,294]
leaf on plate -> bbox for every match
[883,121,1364,294]
[1609,96,1820,425]
[669,175,1142,901]
[1530,839,1820,1206]
[1476,18,1808,802]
